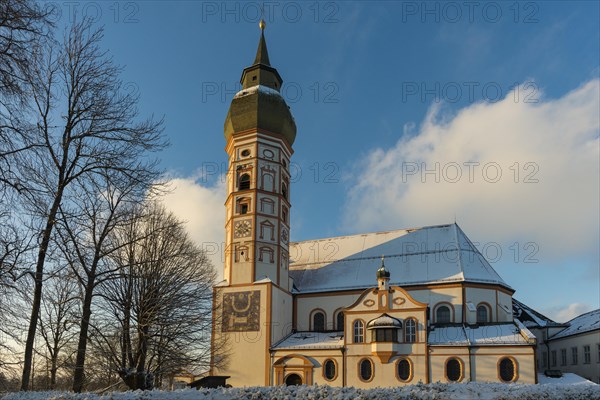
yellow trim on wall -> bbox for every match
[322,358,338,382]
[497,356,519,383]
[444,357,465,383]
[395,357,414,383]
[357,357,375,383]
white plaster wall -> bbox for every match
[408,287,463,323]
[548,331,600,383]
[296,294,361,331]
[497,291,513,322]
[271,286,293,344]
[464,287,497,323]
[213,284,269,387]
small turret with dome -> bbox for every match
[224,20,297,147]
[376,255,391,291]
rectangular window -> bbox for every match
[353,321,364,343]
[561,349,567,366]
[405,319,417,343]
[597,344,600,363]
[542,351,547,368]
[572,347,578,365]
[372,328,398,343]
[584,345,591,364]
[551,350,557,367]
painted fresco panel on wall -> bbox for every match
[222,290,261,332]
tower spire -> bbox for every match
[253,19,271,66]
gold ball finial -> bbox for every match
[259,19,266,30]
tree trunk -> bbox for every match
[20,192,63,391]
[49,357,57,390]
[72,279,95,393]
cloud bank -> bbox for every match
[343,79,599,267]
[160,177,226,280]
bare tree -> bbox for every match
[56,169,162,392]
[0,205,31,365]
[93,202,216,390]
[0,0,51,192]
[17,19,165,391]
[37,269,79,390]
[0,0,51,98]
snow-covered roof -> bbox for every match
[233,84,281,99]
[428,323,535,346]
[367,314,402,329]
[549,309,600,340]
[512,298,564,329]
[289,223,511,293]
[271,331,344,350]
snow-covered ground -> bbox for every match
[1,376,598,400]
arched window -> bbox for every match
[405,318,417,343]
[336,311,344,331]
[312,311,325,332]
[323,359,336,381]
[397,358,412,382]
[281,182,288,199]
[477,304,489,323]
[238,173,250,190]
[359,358,373,382]
[353,320,364,343]
[446,358,462,382]
[285,373,302,386]
[436,305,452,323]
[499,357,517,382]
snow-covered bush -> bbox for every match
[1,381,599,400]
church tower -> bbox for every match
[211,21,295,386]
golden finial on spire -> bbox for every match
[259,19,266,30]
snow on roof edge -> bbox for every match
[290,223,454,247]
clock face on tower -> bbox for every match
[234,220,252,238]
[281,227,289,244]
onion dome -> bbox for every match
[224,20,297,146]
[376,255,390,279]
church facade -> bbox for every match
[210,24,538,387]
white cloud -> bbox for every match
[159,176,226,280]
[542,303,594,323]
[343,79,599,266]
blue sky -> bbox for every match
[51,1,599,322]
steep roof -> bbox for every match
[289,223,511,293]
[549,309,600,340]
[512,298,564,329]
